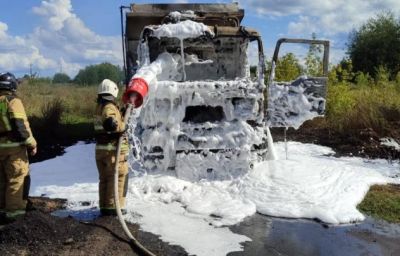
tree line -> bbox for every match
[52,62,124,86]
[263,12,400,85]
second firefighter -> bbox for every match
[94,79,129,216]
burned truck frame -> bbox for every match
[267,38,330,128]
[120,3,329,180]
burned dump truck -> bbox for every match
[120,3,329,180]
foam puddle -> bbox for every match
[30,141,400,256]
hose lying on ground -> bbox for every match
[114,104,157,256]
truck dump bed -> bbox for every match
[126,3,244,41]
[124,3,249,80]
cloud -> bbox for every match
[59,57,81,76]
[238,0,399,63]
[0,49,56,72]
[288,16,319,35]
[0,0,122,77]
[32,0,74,30]
[0,21,57,73]
[0,22,8,39]
[240,0,400,35]
[31,0,122,74]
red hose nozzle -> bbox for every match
[123,77,149,107]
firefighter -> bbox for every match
[0,72,37,222]
[94,79,131,216]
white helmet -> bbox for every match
[98,79,119,98]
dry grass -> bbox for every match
[18,81,97,123]
[322,81,400,134]
[16,81,98,142]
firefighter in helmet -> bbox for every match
[0,72,37,222]
[94,79,130,216]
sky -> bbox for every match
[0,0,399,78]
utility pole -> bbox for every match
[29,63,33,78]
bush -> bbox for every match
[325,82,356,131]
[348,12,400,79]
[53,73,71,84]
[354,72,372,86]
[374,65,390,86]
[329,59,355,82]
[274,53,303,81]
[74,62,124,85]
[325,81,400,133]
[41,98,64,128]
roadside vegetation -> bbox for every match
[358,184,400,223]
[325,66,400,135]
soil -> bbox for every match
[0,198,187,256]
[271,120,400,160]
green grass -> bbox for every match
[306,80,400,135]
[358,184,400,223]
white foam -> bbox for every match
[151,20,213,40]
[268,76,326,129]
[380,137,400,151]
[127,200,251,256]
[133,52,181,84]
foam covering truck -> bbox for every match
[120,3,329,180]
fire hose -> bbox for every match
[114,104,156,256]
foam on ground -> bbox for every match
[30,141,399,256]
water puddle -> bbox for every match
[51,206,400,256]
[53,207,100,222]
[229,214,400,256]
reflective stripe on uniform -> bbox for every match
[96,143,129,151]
[9,111,26,119]
[96,144,117,151]
[0,142,23,148]
[6,210,26,218]
[0,137,35,148]
[120,144,129,151]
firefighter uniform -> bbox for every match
[94,99,129,215]
[0,90,36,218]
